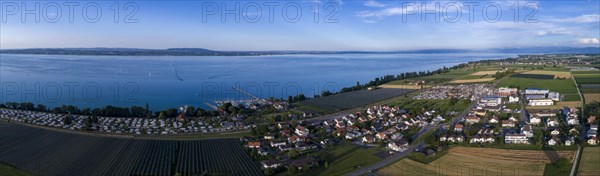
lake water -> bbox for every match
[0,53,516,110]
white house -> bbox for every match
[587,137,598,145]
[547,118,559,127]
[548,136,560,146]
[525,88,549,95]
[388,140,408,152]
[295,126,309,137]
[548,92,560,101]
[509,96,520,103]
[530,116,542,125]
[550,129,560,136]
[261,159,281,169]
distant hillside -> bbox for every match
[1,47,598,56]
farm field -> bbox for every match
[299,88,414,113]
[303,143,384,176]
[522,70,572,78]
[574,75,600,84]
[449,78,495,83]
[0,121,261,176]
[584,94,600,103]
[386,98,471,116]
[377,84,424,89]
[572,71,600,104]
[578,147,600,176]
[0,163,31,176]
[376,147,574,176]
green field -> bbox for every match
[572,70,600,75]
[574,75,600,84]
[578,147,600,176]
[0,163,31,176]
[302,143,384,176]
[386,98,471,116]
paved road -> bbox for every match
[344,143,424,176]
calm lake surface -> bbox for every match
[0,53,516,110]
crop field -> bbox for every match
[470,70,500,75]
[377,147,574,176]
[0,121,260,176]
[574,75,600,84]
[449,78,495,83]
[300,88,414,112]
[510,74,555,79]
[578,147,600,176]
[522,70,572,78]
[584,94,600,103]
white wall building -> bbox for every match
[528,99,554,106]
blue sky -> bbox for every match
[1,0,599,51]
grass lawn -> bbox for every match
[302,143,384,176]
[578,147,600,176]
[0,163,31,176]
[386,98,471,116]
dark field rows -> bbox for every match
[300,88,414,112]
[0,121,260,176]
[510,74,554,79]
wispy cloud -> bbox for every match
[578,38,600,44]
[363,0,385,8]
[547,14,600,23]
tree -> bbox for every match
[263,168,274,176]
[288,149,299,159]
[288,166,298,174]
[324,161,329,169]
[158,112,165,119]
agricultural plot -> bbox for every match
[300,88,414,112]
[574,75,600,84]
[449,78,495,83]
[511,74,555,79]
[573,72,600,104]
[522,70,572,78]
[0,121,260,176]
[176,139,261,176]
[376,147,574,176]
[578,147,600,176]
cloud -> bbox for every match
[548,14,600,23]
[364,0,385,8]
[578,38,600,44]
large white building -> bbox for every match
[505,134,530,144]
[525,88,550,95]
[528,99,554,106]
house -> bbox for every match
[587,137,598,145]
[456,135,465,142]
[588,115,597,125]
[425,149,436,157]
[474,110,487,117]
[295,126,309,136]
[264,133,275,140]
[502,120,516,127]
[528,99,554,106]
[550,129,560,136]
[345,131,361,139]
[261,159,281,169]
[548,136,560,146]
[548,92,560,101]
[288,135,305,143]
[388,140,409,152]
[466,115,481,124]
[508,116,519,122]
[489,115,499,124]
[454,124,464,132]
[522,125,534,137]
[509,96,520,103]
[271,140,287,147]
[505,133,529,144]
[376,132,387,140]
[497,87,518,97]
[565,137,575,146]
[440,135,448,142]
[530,116,542,125]
[362,135,375,143]
[247,141,261,148]
[547,117,559,127]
